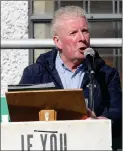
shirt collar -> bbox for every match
[56,51,85,72]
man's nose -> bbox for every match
[78,31,86,41]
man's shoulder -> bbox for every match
[23,62,43,74]
[95,55,116,75]
[101,63,117,74]
[24,48,58,73]
[100,63,120,82]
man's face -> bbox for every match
[53,17,90,62]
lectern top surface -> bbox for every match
[5,89,87,121]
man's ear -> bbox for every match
[53,36,62,49]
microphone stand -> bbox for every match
[87,56,95,112]
[88,70,95,112]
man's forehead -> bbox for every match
[59,17,88,28]
[55,16,88,35]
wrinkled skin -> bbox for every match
[53,16,90,70]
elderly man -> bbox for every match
[19,5,122,148]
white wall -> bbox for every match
[1,1,28,97]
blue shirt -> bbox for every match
[55,52,85,89]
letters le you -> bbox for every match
[21,130,67,151]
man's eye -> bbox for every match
[82,29,89,33]
[70,31,77,36]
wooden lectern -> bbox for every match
[3,89,112,150]
[5,89,87,122]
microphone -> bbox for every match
[84,48,95,74]
[84,48,96,111]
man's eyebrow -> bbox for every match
[71,29,78,32]
[83,27,89,29]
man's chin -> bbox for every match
[73,57,85,64]
[77,54,85,60]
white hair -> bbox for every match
[51,5,86,36]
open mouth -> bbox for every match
[79,47,86,53]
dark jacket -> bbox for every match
[19,47,122,137]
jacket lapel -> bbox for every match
[45,48,64,89]
[50,68,64,89]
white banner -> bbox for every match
[1,120,112,150]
